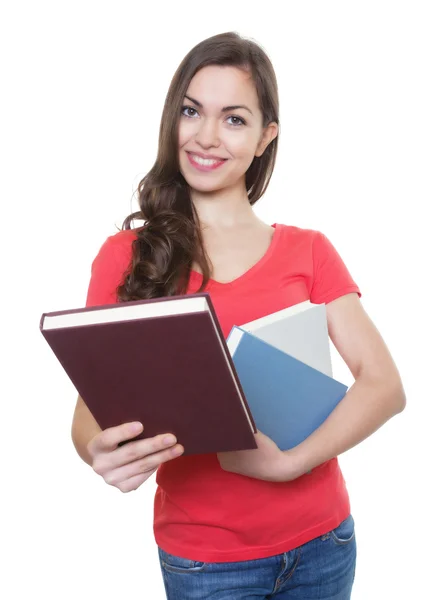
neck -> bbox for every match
[190,182,260,231]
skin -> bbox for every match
[178,65,406,483]
[87,423,185,493]
[85,65,405,489]
[85,64,280,493]
[179,65,278,234]
[176,65,295,482]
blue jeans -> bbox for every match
[158,514,356,599]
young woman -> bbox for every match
[71,32,406,599]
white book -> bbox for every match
[238,301,333,377]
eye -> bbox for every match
[226,116,246,127]
[181,106,246,127]
[181,106,199,118]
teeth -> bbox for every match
[192,154,222,166]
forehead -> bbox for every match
[186,65,259,109]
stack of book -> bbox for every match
[40,293,347,456]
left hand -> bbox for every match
[217,430,294,482]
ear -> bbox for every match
[255,122,279,157]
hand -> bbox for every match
[217,430,294,482]
[87,422,184,493]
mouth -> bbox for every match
[186,151,228,172]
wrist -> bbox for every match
[282,447,309,481]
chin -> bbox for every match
[178,168,220,190]
[184,178,224,193]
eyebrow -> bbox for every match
[184,95,254,116]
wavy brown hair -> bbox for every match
[116,31,280,301]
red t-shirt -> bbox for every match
[85,223,361,563]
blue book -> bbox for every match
[227,327,348,451]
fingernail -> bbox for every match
[131,422,143,432]
[163,435,176,446]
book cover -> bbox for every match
[227,327,348,451]
[41,293,257,456]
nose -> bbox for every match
[194,117,221,149]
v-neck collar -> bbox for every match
[190,223,283,288]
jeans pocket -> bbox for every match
[328,514,356,545]
[158,547,207,574]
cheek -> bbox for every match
[226,142,259,170]
[178,119,193,147]
[226,130,260,157]
[178,126,189,149]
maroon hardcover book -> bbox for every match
[40,292,257,456]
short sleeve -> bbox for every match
[85,236,132,307]
[310,231,361,304]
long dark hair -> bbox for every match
[116,31,280,301]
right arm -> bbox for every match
[71,395,184,492]
[71,394,102,467]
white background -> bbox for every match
[2,1,438,598]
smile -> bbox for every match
[186,152,228,172]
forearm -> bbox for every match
[72,423,100,467]
[71,400,102,467]
[285,374,406,478]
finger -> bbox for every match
[115,470,155,494]
[109,433,180,470]
[88,421,144,457]
[103,443,185,486]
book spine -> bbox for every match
[204,294,258,434]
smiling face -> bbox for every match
[178,65,277,195]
